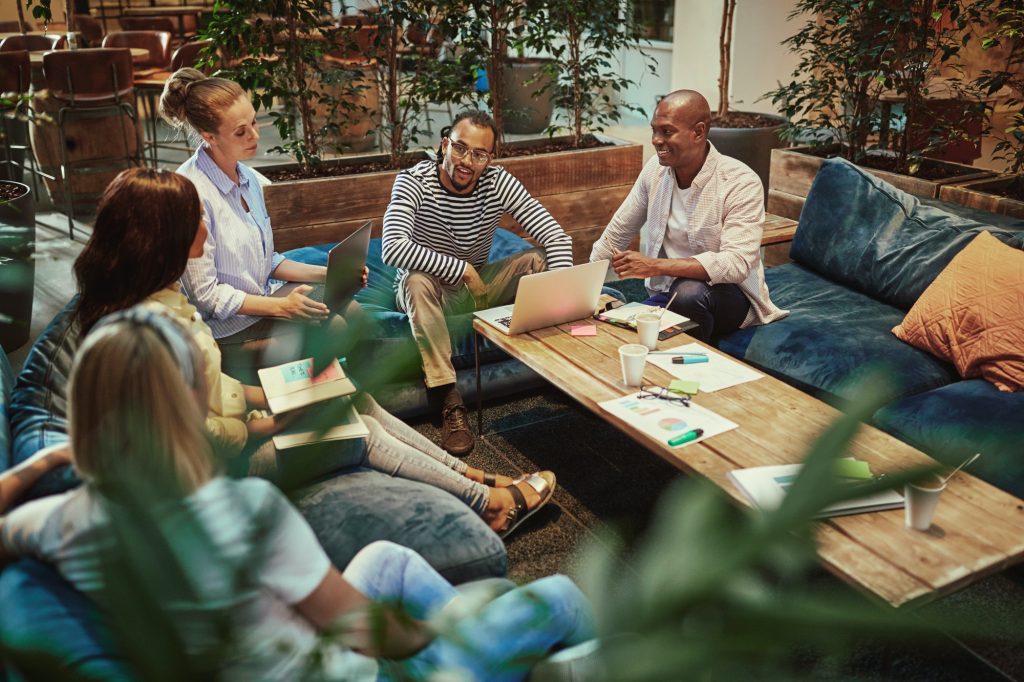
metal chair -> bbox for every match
[0,20,34,33]
[0,50,51,193]
[118,16,179,42]
[73,15,105,48]
[41,48,144,238]
[103,30,175,167]
[0,34,68,52]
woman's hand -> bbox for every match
[276,285,329,320]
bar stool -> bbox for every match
[73,15,106,48]
[0,34,68,52]
[0,20,34,33]
[0,50,50,193]
[132,39,214,166]
[41,48,143,238]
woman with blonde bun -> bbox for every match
[159,67,358,370]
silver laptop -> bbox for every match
[474,260,610,335]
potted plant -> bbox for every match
[708,0,787,197]
[765,0,996,220]
[941,2,1024,218]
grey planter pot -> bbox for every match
[708,112,787,200]
[0,180,35,351]
[501,59,555,135]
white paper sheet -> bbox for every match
[646,342,764,393]
[598,393,738,448]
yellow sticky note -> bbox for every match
[834,459,872,480]
[669,379,700,395]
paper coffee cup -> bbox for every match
[635,312,660,351]
[904,474,947,531]
[619,343,648,387]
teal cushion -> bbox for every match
[722,263,958,405]
[793,158,1024,311]
[872,380,1024,498]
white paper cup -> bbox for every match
[619,343,648,387]
[635,312,660,351]
[904,474,947,531]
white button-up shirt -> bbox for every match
[178,147,285,339]
[590,143,788,328]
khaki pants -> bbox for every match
[397,248,546,388]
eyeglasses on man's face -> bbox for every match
[447,138,492,165]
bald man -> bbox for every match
[590,90,787,341]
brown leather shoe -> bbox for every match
[441,403,475,456]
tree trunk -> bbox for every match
[488,3,506,157]
[570,20,582,147]
[717,0,736,119]
[387,21,402,168]
[286,1,317,172]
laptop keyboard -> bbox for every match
[494,315,513,329]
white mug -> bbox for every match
[619,343,648,387]
[904,474,947,531]
[635,312,660,351]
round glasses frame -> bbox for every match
[638,385,691,406]
[446,138,492,165]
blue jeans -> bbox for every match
[343,542,595,682]
[645,279,750,342]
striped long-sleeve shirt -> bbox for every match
[382,160,573,287]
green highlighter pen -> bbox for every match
[667,428,704,447]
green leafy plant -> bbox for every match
[767,0,992,174]
[200,0,368,174]
[974,1,1024,176]
[542,0,655,148]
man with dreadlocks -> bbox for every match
[382,111,573,456]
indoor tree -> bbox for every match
[974,1,1024,179]
[542,0,655,148]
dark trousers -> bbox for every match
[644,279,750,342]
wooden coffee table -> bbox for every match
[472,302,1024,608]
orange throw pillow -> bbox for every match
[893,230,1024,392]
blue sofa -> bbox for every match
[719,158,1024,498]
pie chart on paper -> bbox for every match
[658,417,688,432]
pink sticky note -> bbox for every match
[571,325,597,337]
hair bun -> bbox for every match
[159,67,208,129]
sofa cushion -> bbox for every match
[0,559,135,681]
[294,469,507,584]
[872,380,1024,499]
[793,158,1024,312]
[893,230,1024,392]
[718,263,958,404]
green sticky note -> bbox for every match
[669,379,700,395]
[834,459,872,480]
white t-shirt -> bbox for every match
[659,182,694,262]
[0,477,379,681]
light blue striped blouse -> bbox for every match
[177,147,285,339]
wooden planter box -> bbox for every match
[767,146,997,221]
[937,176,1024,219]
[262,135,642,261]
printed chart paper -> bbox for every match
[598,393,737,448]
[647,343,764,393]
